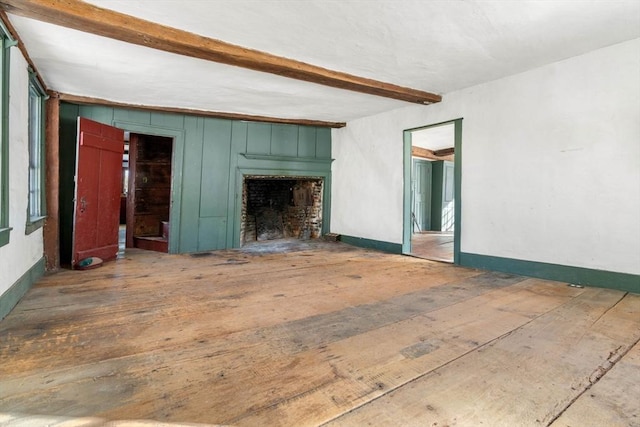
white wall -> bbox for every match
[0,47,44,297]
[332,38,640,275]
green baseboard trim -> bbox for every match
[0,257,45,320]
[340,235,403,254]
[459,252,639,294]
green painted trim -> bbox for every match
[241,153,334,164]
[0,257,45,320]
[0,20,16,42]
[453,119,462,264]
[459,252,640,293]
[113,121,185,254]
[25,216,45,235]
[0,36,10,244]
[0,226,11,246]
[28,69,46,96]
[27,73,47,226]
[402,131,412,254]
[403,118,463,265]
[340,235,403,254]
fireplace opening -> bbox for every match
[241,176,323,246]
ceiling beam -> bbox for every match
[411,146,454,161]
[0,0,442,105]
[433,147,455,156]
[56,92,346,128]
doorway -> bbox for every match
[125,133,174,253]
[403,120,461,263]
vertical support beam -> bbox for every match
[43,94,60,271]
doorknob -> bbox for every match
[80,196,87,213]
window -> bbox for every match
[25,72,46,234]
[0,27,14,247]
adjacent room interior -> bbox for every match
[125,132,174,253]
[409,123,455,263]
[0,1,638,425]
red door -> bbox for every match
[71,118,124,267]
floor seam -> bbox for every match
[545,292,635,426]
[318,288,572,426]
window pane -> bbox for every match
[28,81,44,221]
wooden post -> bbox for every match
[43,94,60,271]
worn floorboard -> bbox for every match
[549,331,640,427]
[411,232,453,263]
[1,243,637,426]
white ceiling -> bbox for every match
[412,123,455,151]
[6,0,640,123]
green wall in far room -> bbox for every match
[59,103,332,255]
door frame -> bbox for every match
[402,118,463,263]
[114,122,184,254]
[125,132,174,250]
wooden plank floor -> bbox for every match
[410,232,453,263]
[1,242,638,426]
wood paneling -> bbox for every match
[0,245,637,425]
[297,127,317,158]
[316,128,332,159]
[200,119,232,218]
[247,122,272,155]
[271,124,299,157]
[58,103,332,254]
[178,115,204,252]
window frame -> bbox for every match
[0,25,15,247]
[25,71,47,234]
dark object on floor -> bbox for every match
[76,257,103,270]
[323,233,341,242]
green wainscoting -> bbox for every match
[59,103,332,254]
[0,257,44,320]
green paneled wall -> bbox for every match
[431,161,444,231]
[59,103,332,254]
[430,160,454,232]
